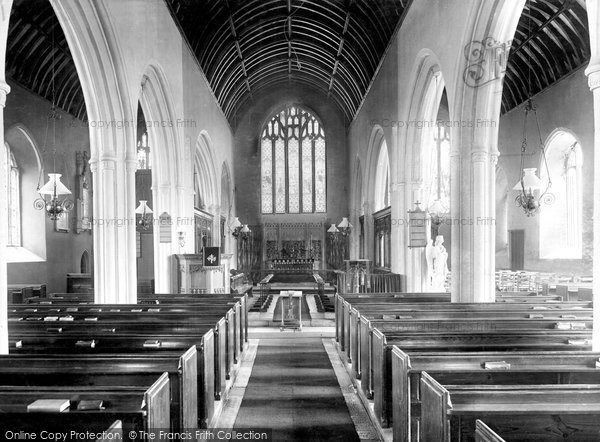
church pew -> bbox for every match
[337,298,592,360]
[350,312,592,382]
[24,296,248,351]
[420,375,600,441]
[369,329,593,428]
[8,329,220,427]
[0,374,170,441]
[334,293,588,346]
[390,349,600,442]
[475,420,505,442]
[0,349,197,431]
[10,303,243,369]
[496,294,563,302]
[10,322,231,395]
[336,296,592,351]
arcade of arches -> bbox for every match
[1,0,600,439]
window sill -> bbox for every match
[6,246,45,263]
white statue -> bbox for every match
[431,235,448,291]
[425,239,434,291]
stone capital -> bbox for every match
[585,58,600,91]
[98,157,117,171]
[390,181,406,192]
[125,158,138,172]
[0,81,10,107]
[471,150,489,163]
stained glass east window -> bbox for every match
[261,105,326,214]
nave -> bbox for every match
[2,0,600,441]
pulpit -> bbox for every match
[171,254,225,294]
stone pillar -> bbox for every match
[585,0,600,351]
[154,184,173,294]
[390,181,406,279]
[91,155,137,304]
[471,150,495,302]
[0,80,10,354]
[451,147,496,303]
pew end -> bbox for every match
[420,371,450,442]
[144,372,171,432]
[475,420,506,442]
[391,346,411,442]
[180,345,198,430]
[96,420,123,442]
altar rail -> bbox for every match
[244,269,338,286]
[335,271,404,294]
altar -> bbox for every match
[263,222,325,270]
[270,258,315,271]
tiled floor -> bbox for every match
[233,338,362,441]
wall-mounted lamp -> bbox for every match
[337,217,353,236]
[231,217,251,240]
[135,200,153,230]
[327,223,339,235]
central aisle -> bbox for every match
[233,338,361,441]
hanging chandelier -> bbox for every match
[34,16,73,220]
[512,100,553,217]
[512,1,553,217]
[34,173,73,220]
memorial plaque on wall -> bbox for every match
[408,204,427,248]
[159,212,172,243]
[204,247,220,266]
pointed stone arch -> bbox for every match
[138,63,183,293]
[50,0,137,303]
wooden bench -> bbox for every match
[337,299,592,368]
[9,316,227,404]
[0,349,197,431]
[391,349,600,441]
[351,312,592,382]
[369,328,592,427]
[336,297,592,353]
[9,304,235,427]
[11,300,245,367]
[420,374,600,441]
[0,374,169,441]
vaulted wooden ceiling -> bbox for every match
[166,0,411,124]
[502,0,589,113]
[7,0,86,120]
[3,0,591,123]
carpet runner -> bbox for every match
[234,338,361,441]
